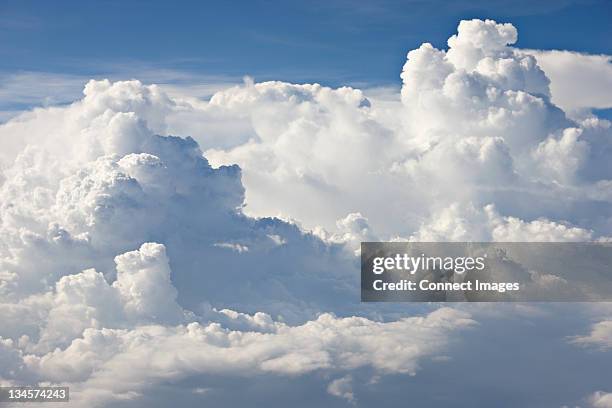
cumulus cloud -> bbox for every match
[408,202,593,242]
[200,19,611,241]
[0,78,365,321]
[2,249,474,406]
[0,17,611,407]
[52,306,469,385]
[327,375,355,403]
[590,391,612,408]
[572,320,612,350]
[528,50,612,113]
[0,56,473,406]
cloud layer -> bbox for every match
[201,20,612,242]
[0,18,611,407]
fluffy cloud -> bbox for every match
[327,375,355,403]
[590,391,612,408]
[35,243,185,353]
[0,78,364,321]
[201,19,611,242]
[2,246,474,406]
[409,203,593,242]
[528,50,612,113]
[572,320,612,350]
[0,56,473,407]
[0,17,611,408]
[34,307,471,401]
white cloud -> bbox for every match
[0,67,474,406]
[527,50,612,112]
[408,203,592,242]
[4,254,474,405]
[0,69,240,123]
[590,391,612,408]
[327,375,355,403]
[200,19,611,241]
[572,320,612,350]
[0,17,611,407]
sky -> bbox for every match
[1,2,612,408]
[0,0,611,110]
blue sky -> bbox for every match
[1,0,610,87]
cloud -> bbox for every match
[0,78,367,321]
[201,19,612,241]
[327,375,355,403]
[0,17,611,407]
[572,320,612,350]
[0,68,241,124]
[527,50,612,112]
[408,203,593,242]
[0,72,86,118]
[0,69,475,406]
[2,245,474,405]
[75,306,467,405]
[590,391,612,408]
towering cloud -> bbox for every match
[0,63,472,408]
[203,20,611,241]
[0,18,611,407]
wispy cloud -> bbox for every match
[0,65,242,122]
